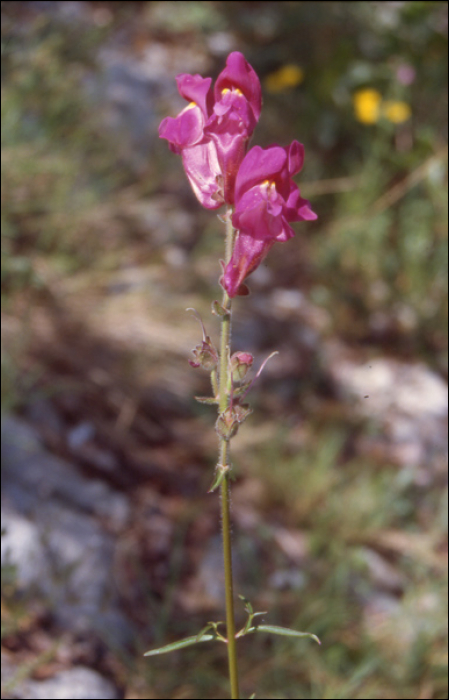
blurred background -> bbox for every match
[1,2,447,699]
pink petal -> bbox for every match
[181,142,223,209]
[234,146,287,202]
[215,52,262,122]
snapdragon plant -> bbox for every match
[146,51,319,700]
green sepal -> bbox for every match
[144,632,223,657]
[194,395,219,405]
[246,624,321,645]
[249,694,256,699]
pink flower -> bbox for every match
[159,53,261,209]
[159,74,222,209]
[204,51,262,204]
[221,141,317,297]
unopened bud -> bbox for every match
[230,352,254,382]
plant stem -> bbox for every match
[219,207,239,699]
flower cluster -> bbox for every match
[159,51,316,296]
[159,52,261,209]
[352,88,412,125]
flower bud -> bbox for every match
[230,352,254,382]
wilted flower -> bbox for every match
[159,52,262,208]
[221,141,317,298]
[215,403,252,441]
[189,338,218,371]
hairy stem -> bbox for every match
[218,207,239,699]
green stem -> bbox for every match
[218,207,239,700]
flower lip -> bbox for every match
[234,145,286,202]
[176,74,213,117]
[159,106,204,150]
[214,51,262,123]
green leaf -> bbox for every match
[144,633,221,657]
[251,612,266,621]
[238,594,253,614]
[195,623,215,642]
[194,395,218,405]
[211,300,229,317]
[247,625,321,645]
[232,381,251,397]
[208,466,228,493]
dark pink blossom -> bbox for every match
[204,51,262,203]
[159,53,261,208]
[221,141,317,297]
[159,74,222,209]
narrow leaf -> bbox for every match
[212,300,229,317]
[144,633,219,657]
[196,623,215,642]
[238,595,253,614]
[251,611,267,620]
[208,467,228,493]
[194,396,218,405]
[247,625,321,645]
[233,381,251,397]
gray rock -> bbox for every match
[1,415,132,646]
[13,666,119,700]
[324,346,448,474]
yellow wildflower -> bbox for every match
[382,100,412,124]
[265,64,304,94]
[353,89,382,124]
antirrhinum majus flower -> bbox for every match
[159,52,262,208]
[221,141,317,298]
